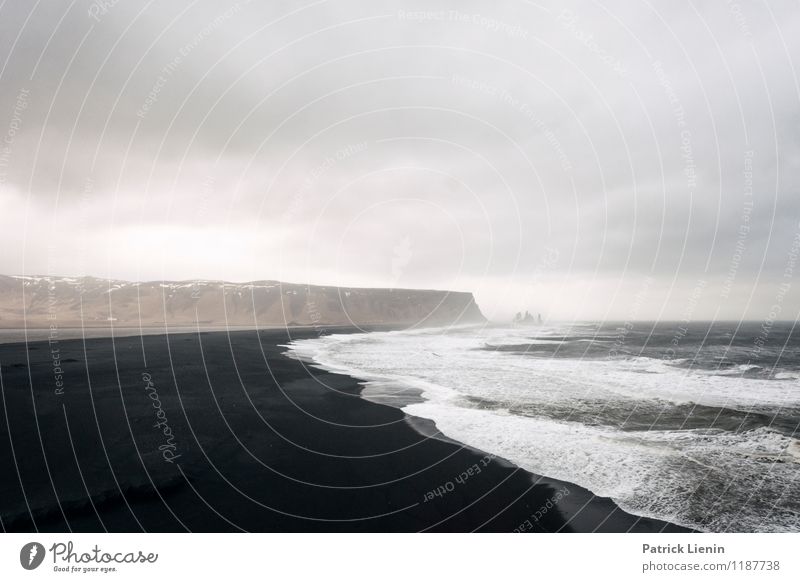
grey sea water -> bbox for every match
[289,321,800,532]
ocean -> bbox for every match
[287,321,800,532]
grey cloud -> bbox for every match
[1,0,799,320]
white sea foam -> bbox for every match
[402,402,800,531]
[294,327,799,411]
[287,325,800,532]
[775,372,800,381]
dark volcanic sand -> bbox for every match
[0,328,690,532]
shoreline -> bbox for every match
[0,327,690,532]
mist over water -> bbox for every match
[289,322,800,532]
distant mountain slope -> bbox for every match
[0,275,485,328]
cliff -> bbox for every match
[0,275,485,328]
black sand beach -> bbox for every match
[0,328,689,532]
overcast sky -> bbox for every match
[1,0,799,321]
